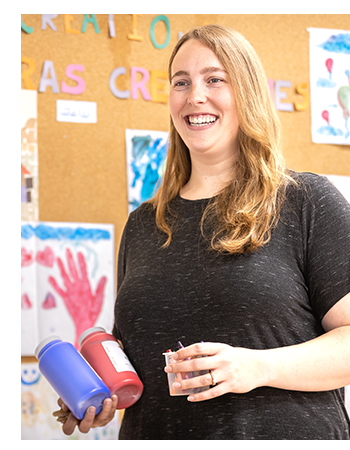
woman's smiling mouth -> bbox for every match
[187,114,218,127]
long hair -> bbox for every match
[149,24,293,254]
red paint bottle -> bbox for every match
[79,327,143,409]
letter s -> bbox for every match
[294,83,310,111]
[61,64,86,95]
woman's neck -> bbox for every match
[180,151,238,200]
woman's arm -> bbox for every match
[263,292,350,392]
[165,293,350,401]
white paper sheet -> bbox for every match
[308,28,350,145]
[56,99,97,123]
[21,222,115,355]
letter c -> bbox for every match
[109,67,130,99]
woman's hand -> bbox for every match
[53,395,118,435]
[165,323,350,400]
[164,342,267,402]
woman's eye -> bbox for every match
[208,77,223,84]
[173,80,188,88]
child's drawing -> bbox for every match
[21,89,39,220]
[125,129,169,213]
[21,222,115,354]
[308,28,350,145]
[21,361,121,440]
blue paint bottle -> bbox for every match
[35,336,110,420]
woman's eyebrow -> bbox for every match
[200,66,228,75]
[170,70,189,81]
[171,66,228,81]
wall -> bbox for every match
[21,13,350,273]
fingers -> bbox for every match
[48,275,66,298]
[92,276,107,316]
[95,276,107,301]
[57,406,96,435]
[62,411,80,435]
[67,248,79,281]
[165,354,212,375]
[172,370,215,391]
[92,395,118,428]
[57,397,69,412]
[53,408,70,423]
[187,384,223,402]
[78,406,96,434]
[53,399,70,424]
[171,369,224,403]
[54,396,118,435]
[77,251,88,277]
[174,342,220,362]
[164,342,227,402]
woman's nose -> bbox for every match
[187,83,206,105]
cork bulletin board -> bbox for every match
[21,14,350,264]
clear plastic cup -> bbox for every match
[163,352,210,396]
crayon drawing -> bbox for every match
[21,222,115,355]
[308,28,350,145]
[21,89,39,220]
[125,129,169,213]
[21,361,120,440]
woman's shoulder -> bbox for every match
[286,170,350,214]
[287,170,341,200]
[124,201,156,231]
[289,170,329,188]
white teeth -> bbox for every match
[188,115,217,126]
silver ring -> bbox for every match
[209,370,217,387]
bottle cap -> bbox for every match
[78,326,106,347]
[34,335,61,359]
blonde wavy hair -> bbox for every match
[148,24,293,254]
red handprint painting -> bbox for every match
[49,248,107,347]
[21,222,115,356]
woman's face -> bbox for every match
[169,39,240,162]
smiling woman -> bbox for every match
[57,24,350,440]
[152,25,287,254]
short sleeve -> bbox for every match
[301,173,350,321]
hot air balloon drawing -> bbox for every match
[337,70,350,139]
[326,58,333,80]
[318,109,343,137]
[316,57,337,88]
[310,28,350,144]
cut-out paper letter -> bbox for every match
[21,18,34,34]
[81,14,100,34]
[109,67,130,99]
[61,64,86,95]
[150,15,170,49]
[151,70,169,103]
[267,79,274,99]
[294,83,310,111]
[38,61,60,93]
[41,14,58,31]
[21,57,36,90]
[131,67,151,101]
[128,14,143,41]
[108,14,116,38]
[274,80,293,112]
[64,14,79,34]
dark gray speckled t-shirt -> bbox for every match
[113,172,350,439]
